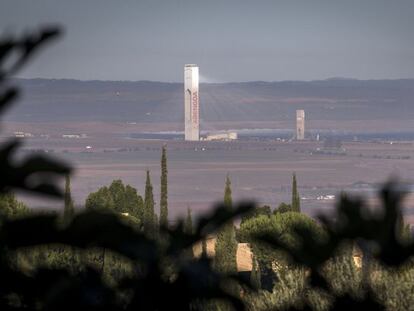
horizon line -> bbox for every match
[12,76,414,84]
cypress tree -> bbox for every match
[202,238,208,258]
[153,212,159,236]
[224,174,232,208]
[62,175,78,270]
[184,207,193,234]
[214,175,238,273]
[396,210,410,242]
[250,255,261,289]
[291,173,301,212]
[64,174,75,222]
[144,170,155,236]
[160,145,168,227]
[291,173,297,211]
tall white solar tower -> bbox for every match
[184,64,200,141]
[296,109,305,140]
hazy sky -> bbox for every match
[2,0,414,82]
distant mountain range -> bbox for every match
[7,78,414,123]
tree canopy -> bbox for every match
[0,193,29,219]
[239,212,323,290]
[85,180,143,225]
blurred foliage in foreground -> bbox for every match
[0,27,414,310]
[243,184,414,311]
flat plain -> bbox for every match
[8,131,414,223]
[4,78,414,222]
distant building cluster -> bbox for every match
[316,194,336,201]
[14,132,88,140]
[14,131,33,138]
[62,134,87,139]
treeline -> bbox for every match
[0,144,171,287]
[84,146,168,236]
[3,151,413,310]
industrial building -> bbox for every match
[184,64,200,141]
[204,132,238,141]
[296,109,305,140]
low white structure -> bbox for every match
[62,134,87,139]
[204,132,238,141]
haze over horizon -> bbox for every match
[14,76,414,84]
[2,0,414,82]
